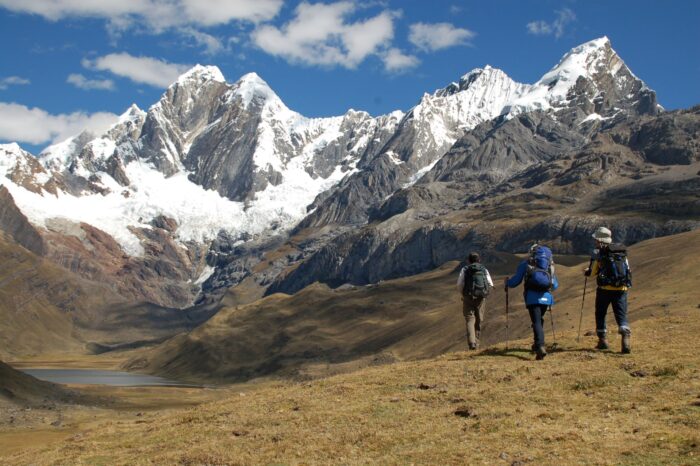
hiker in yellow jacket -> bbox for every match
[584,227,632,354]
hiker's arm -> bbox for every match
[506,262,526,289]
[485,269,494,288]
[552,273,559,291]
[584,251,597,276]
[457,268,465,291]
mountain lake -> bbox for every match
[21,369,198,387]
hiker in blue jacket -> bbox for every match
[504,244,559,360]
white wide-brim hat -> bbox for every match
[592,227,612,244]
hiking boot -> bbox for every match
[621,334,631,354]
[596,337,609,350]
[531,343,538,354]
[535,346,547,360]
[468,343,478,351]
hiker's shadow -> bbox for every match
[549,347,601,354]
[475,347,532,361]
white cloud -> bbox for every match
[526,21,552,36]
[408,22,475,52]
[252,1,396,69]
[0,102,118,145]
[181,27,225,55]
[0,0,283,30]
[179,0,283,26]
[0,76,30,90]
[82,53,191,88]
[383,48,419,72]
[527,8,576,39]
[67,73,115,91]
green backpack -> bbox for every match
[462,263,489,298]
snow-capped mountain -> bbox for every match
[299,37,659,228]
[16,67,402,258]
[504,36,659,121]
[0,37,660,308]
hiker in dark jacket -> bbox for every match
[457,252,494,350]
[504,244,559,360]
[584,227,632,353]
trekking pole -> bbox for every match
[577,257,594,342]
[576,276,588,342]
[549,306,557,347]
[505,286,510,350]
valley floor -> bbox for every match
[3,303,699,465]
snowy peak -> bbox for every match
[436,65,520,98]
[505,36,658,119]
[173,64,226,88]
[38,130,96,171]
[396,64,526,168]
[119,103,146,123]
[536,36,620,97]
[228,72,286,111]
[0,142,25,156]
[1,143,51,193]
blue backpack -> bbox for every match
[525,246,554,292]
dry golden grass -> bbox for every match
[6,303,700,465]
[4,231,700,465]
[0,382,231,461]
[127,230,700,387]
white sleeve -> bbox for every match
[485,268,494,288]
[457,268,465,291]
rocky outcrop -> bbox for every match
[269,102,700,297]
[0,187,45,255]
[270,212,698,296]
[40,219,211,309]
[422,111,587,185]
[298,154,410,229]
[139,67,228,176]
[628,106,700,165]
[494,216,698,254]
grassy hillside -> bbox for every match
[0,361,80,407]
[0,232,120,358]
[128,229,700,384]
[8,297,700,464]
[0,232,217,359]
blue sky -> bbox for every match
[1,0,699,153]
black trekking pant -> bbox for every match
[595,289,630,336]
[527,304,548,348]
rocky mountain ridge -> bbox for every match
[0,37,691,310]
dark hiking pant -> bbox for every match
[527,304,548,348]
[595,289,630,336]
[462,295,486,346]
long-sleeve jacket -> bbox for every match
[506,260,559,306]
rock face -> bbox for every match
[299,38,660,229]
[0,187,45,255]
[268,105,700,296]
[1,68,403,307]
[421,111,587,186]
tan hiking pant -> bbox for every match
[462,295,486,346]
